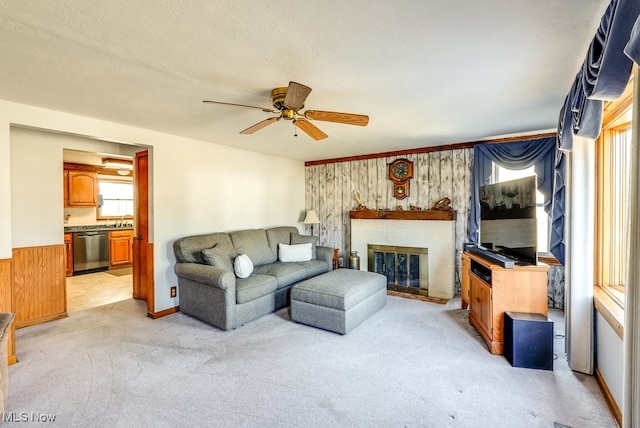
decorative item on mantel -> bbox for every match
[353,192,370,210]
[430,197,453,211]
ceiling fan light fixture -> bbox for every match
[271,87,288,110]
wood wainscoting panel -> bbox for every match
[0,259,16,363]
[12,245,67,328]
[145,242,155,318]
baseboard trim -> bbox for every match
[595,367,622,427]
[15,313,67,329]
[147,306,179,319]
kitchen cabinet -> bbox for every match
[64,233,73,277]
[64,170,98,207]
[462,252,548,355]
[109,230,133,268]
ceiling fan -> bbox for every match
[203,81,369,140]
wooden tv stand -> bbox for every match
[461,252,549,355]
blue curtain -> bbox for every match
[552,0,640,266]
[469,137,556,246]
[550,149,567,265]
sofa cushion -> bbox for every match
[236,274,278,304]
[278,243,312,262]
[233,254,254,279]
[201,246,234,272]
[174,233,236,264]
[253,262,307,289]
[290,233,318,259]
[265,226,297,258]
[230,229,276,266]
[295,259,332,277]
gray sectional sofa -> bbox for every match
[173,226,333,330]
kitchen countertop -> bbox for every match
[64,225,134,233]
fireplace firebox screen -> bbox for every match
[367,244,428,295]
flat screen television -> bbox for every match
[479,176,537,265]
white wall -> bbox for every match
[10,128,129,248]
[1,99,305,312]
[0,123,11,258]
[595,312,624,410]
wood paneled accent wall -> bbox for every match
[12,245,67,328]
[0,259,16,363]
[305,148,474,294]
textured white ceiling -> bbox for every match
[0,1,609,161]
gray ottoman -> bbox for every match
[290,269,387,334]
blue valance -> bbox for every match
[625,14,640,64]
[469,137,556,246]
[558,78,605,152]
[557,0,639,152]
[581,0,638,100]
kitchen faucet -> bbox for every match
[115,214,127,228]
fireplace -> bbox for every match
[367,244,429,296]
[350,210,455,299]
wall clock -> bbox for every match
[388,158,414,199]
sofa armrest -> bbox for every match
[174,263,235,291]
[316,246,334,265]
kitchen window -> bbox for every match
[97,179,133,219]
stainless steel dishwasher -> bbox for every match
[73,230,109,274]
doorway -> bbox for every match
[63,146,151,314]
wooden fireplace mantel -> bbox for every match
[349,210,456,221]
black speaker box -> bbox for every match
[504,311,553,371]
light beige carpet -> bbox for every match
[9,297,616,427]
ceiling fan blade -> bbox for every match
[203,100,277,113]
[283,81,312,111]
[240,117,279,134]
[304,110,369,126]
[293,119,328,141]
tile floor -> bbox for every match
[66,268,133,313]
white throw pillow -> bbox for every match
[278,243,312,262]
[233,254,254,279]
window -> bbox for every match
[98,179,133,219]
[491,164,550,254]
[595,79,633,306]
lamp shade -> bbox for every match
[303,210,320,224]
